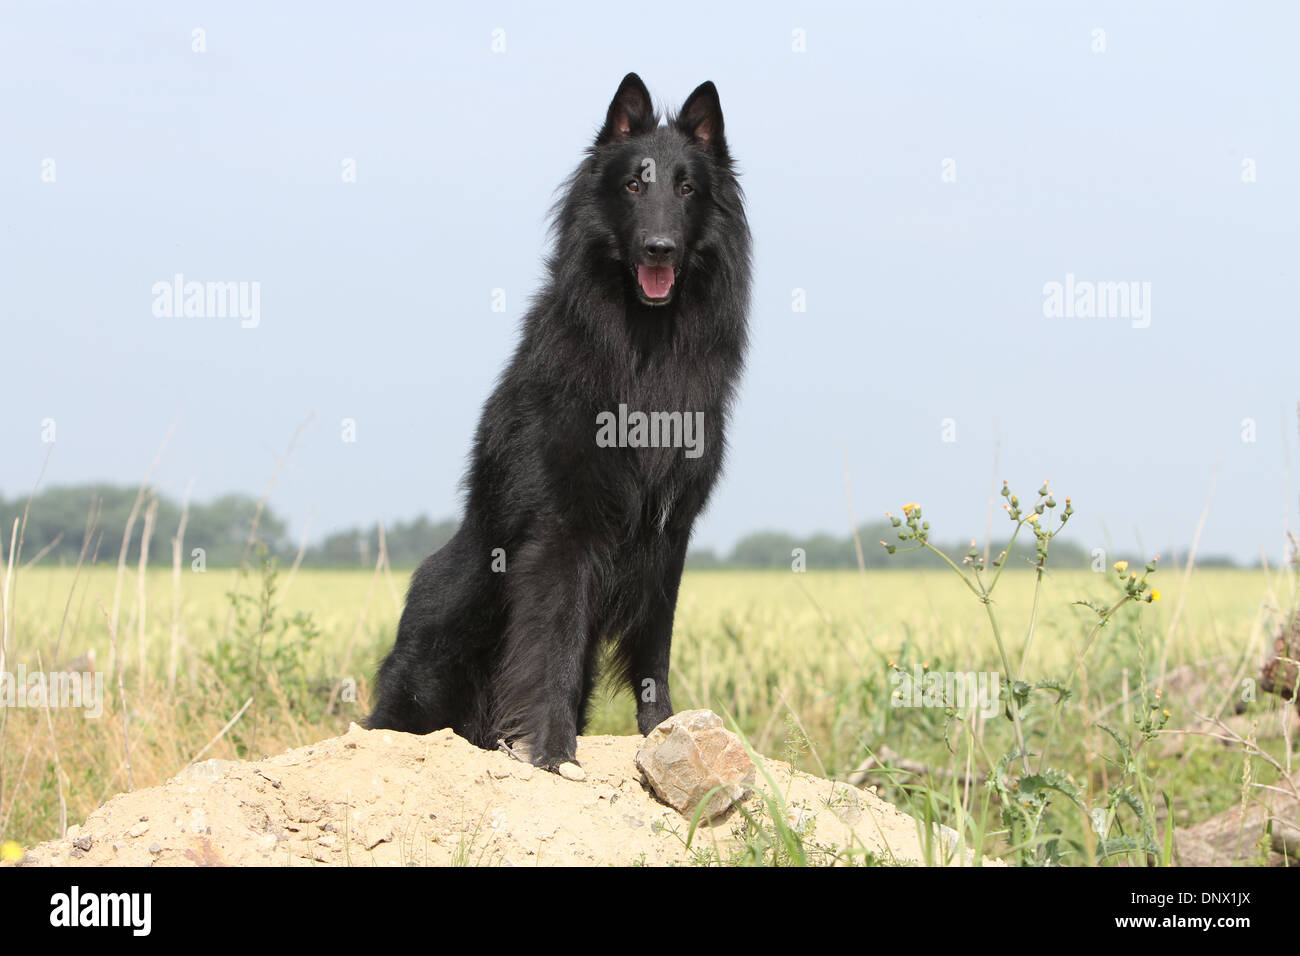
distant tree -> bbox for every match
[0,485,288,567]
[684,547,722,569]
[301,515,459,567]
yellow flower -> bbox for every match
[1113,560,1128,572]
[1,840,22,863]
[1150,589,1161,602]
[1026,513,1040,524]
[902,502,919,515]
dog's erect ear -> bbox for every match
[596,73,656,147]
[676,81,726,153]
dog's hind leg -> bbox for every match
[366,613,462,735]
[366,530,502,742]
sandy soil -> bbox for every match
[14,723,984,866]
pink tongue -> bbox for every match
[637,265,674,298]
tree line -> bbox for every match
[0,484,1237,570]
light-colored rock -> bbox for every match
[635,709,754,820]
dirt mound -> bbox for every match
[15,724,980,866]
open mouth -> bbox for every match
[635,264,677,305]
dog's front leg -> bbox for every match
[619,528,688,735]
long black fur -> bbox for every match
[366,73,751,770]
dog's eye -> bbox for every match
[678,182,694,196]
[625,179,640,193]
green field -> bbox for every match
[2,561,1296,864]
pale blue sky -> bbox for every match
[2,1,1297,564]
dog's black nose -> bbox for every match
[644,237,676,260]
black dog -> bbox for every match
[367,73,751,773]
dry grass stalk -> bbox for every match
[326,521,386,715]
[98,599,134,791]
[169,478,194,693]
[136,495,159,683]
[281,515,313,603]
[34,651,68,838]
[1,519,17,684]
[186,696,254,767]
[108,420,177,673]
